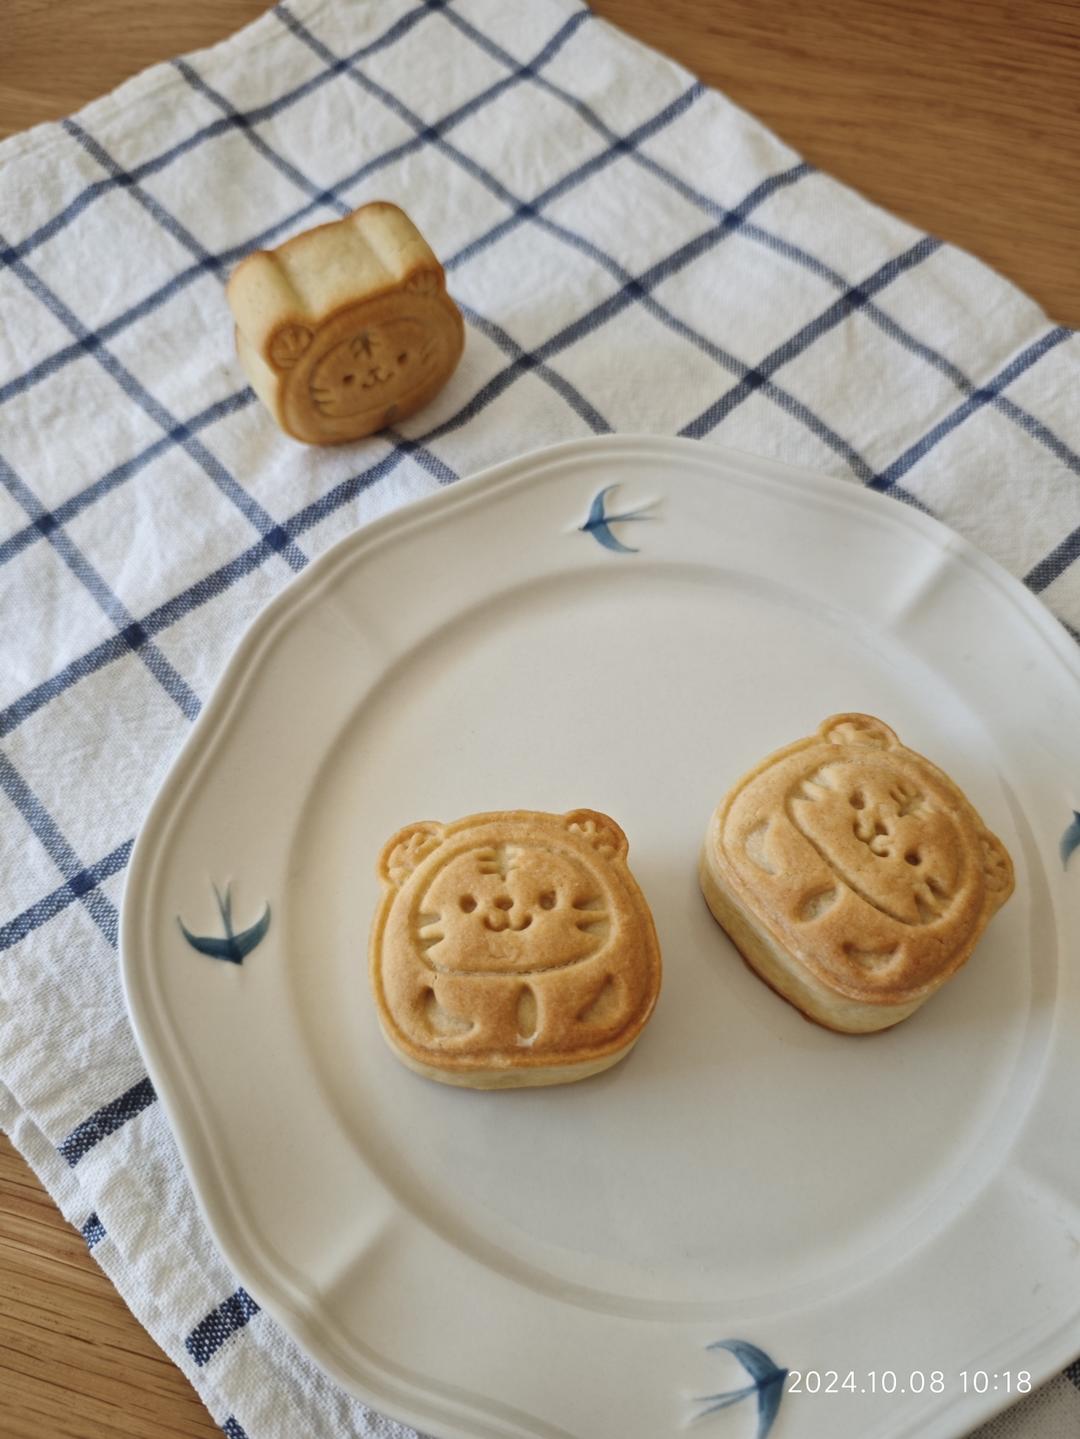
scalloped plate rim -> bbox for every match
[120,434,1080,1439]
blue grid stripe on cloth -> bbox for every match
[58,1076,157,1166]
[0,748,122,946]
[443,219,877,486]
[451,150,918,500]
[870,326,1074,491]
[457,301,612,435]
[2,753,160,1173]
[436,0,1080,485]
[0,6,864,555]
[2,0,1072,516]
[0,4,586,422]
[63,118,227,274]
[0,389,256,570]
[222,1417,251,1439]
[173,5,591,219]
[0,233,310,574]
[0,172,834,759]
[273,5,935,499]
[276,4,895,490]
[0,625,204,740]
[679,237,942,438]
[278,6,613,229]
[690,226,1080,486]
[1025,528,1080,595]
[390,440,461,486]
[0,837,132,953]
[1,104,816,762]
[0,451,202,722]
[0,269,242,408]
[0,184,924,758]
[844,284,1080,479]
[80,1211,107,1250]
[185,1287,261,1367]
[1,439,407,748]
[0,0,440,270]
[170,59,352,220]
[442,83,714,271]
[455,202,892,493]
[0,2,603,553]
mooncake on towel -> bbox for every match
[700,714,1014,1033]
[227,201,464,445]
[370,810,662,1088]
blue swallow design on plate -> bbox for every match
[694,1340,788,1436]
[1062,811,1080,870]
[178,882,270,965]
[579,484,656,553]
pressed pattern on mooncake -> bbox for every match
[370,809,662,1088]
[699,714,1014,1034]
[227,201,464,445]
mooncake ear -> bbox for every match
[980,829,1014,896]
[267,322,314,370]
[402,268,441,296]
[378,822,444,888]
[819,714,899,750]
[563,810,629,860]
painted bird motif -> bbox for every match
[579,484,656,553]
[178,882,270,965]
[1061,810,1080,871]
[695,1339,788,1437]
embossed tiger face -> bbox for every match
[723,716,1012,966]
[414,844,610,975]
[372,809,662,1084]
[229,204,466,446]
[789,760,963,926]
[307,316,443,421]
[262,269,464,444]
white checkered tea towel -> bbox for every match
[1,2,1078,1435]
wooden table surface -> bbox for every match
[1,3,1077,1436]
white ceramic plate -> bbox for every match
[122,436,1080,1439]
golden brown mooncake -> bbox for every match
[699,714,1014,1034]
[227,201,464,445]
[370,810,662,1088]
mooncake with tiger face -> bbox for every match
[699,715,1014,1033]
[227,202,464,445]
[370,810,662,1088]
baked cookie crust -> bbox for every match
[700,714,1014,1033]
[370,809,662,1087]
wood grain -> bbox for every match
[3,0,273,137]
[590,0,1080,327]
[0,1132,221,1439]
[2,0,1077,322]
[0,3,1077,1436]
